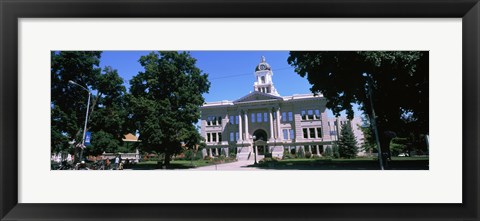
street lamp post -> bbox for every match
[363,73,384,170]
[252,135,258,165]
[69,80,91,162]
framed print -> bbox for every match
[1,0,479,220]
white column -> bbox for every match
[276,108,283,140]
[208,148,212,157]
[316,145,321,156]
[269,111,274,140]
[244,111,249,141]
[238,112,243,141]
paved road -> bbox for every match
[189,160,261,170]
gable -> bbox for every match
[233,91,283,103]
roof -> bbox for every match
[122,133,140,142]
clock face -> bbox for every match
[259,64,266,70]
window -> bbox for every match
[212,133,217,142]
[303,128,308,138]
[307,110,314,120]
[290,129,295,140]
[251,113,255,123]
[218,116,222,125]
[317,128,322,138]
[283,129,289,140]
[257,113,262,122]
[261,76,265,83]
[288,112,293,121]
[235,116,239,124]
[301,110,307,120]
[230,116,234,125]
[218,133,222,142]
[235,132,239,141]
[264,112,268,122]
[314,110,320,120]
[207,116,212,126]
[309,128,315,138]
[282,112,287,122]
[212,116,217,125]
[230,132,234,141]
[207,133,211,142]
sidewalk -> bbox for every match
[189,159,261,171]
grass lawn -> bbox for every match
[131,159,235,170]
[254,156,429,170]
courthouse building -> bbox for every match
[200,57,364,160]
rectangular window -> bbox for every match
[235,116,239,124]
[218,133,222,142]
[307,110,314,120]
[283,129,289,140]
[218,116,222,125]
[235,132,239,141]
[257,113,262,122]
[261,76,265,83]
[264,112,268,122]
[207,116,212,126]
[230,116,234,125]
[317,128,322,138]
[282,112,287,122]
[212,116,217,125]
[314,110,321,120]
[290,129,295,140]
[288,112,293,121]
[251,113,255,123]
[309,128,316,138]
[303,128,308,138]
[230,132,234,141]
[301,110,307,120]
[212,133,217,142]
[207,133,211,142]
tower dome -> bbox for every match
[253,56,279,96]
[255,56,271,71]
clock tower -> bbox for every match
[253,56,279,96]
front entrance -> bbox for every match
[253,129,268,155]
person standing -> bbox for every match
[114,155,120,170]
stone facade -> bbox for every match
[200,57,364,160]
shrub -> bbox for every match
[296,147,305,158]
[305,151,312,159]
[283,150,293,159]
[324,147,333,157]
[332,144,340,159]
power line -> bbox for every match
[209,66,294,80]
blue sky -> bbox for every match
[99,51,361,118]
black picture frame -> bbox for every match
[1,0,479,220]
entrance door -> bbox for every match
[252,129,268,155]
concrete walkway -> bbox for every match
[189,159,261,171]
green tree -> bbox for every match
[338,123,358,158]
[88,66,129,154]
[51,51,102,160]
[359,116,377,155]
[390,137,408,156]
[129,51,210,166]
[288,51,428,158]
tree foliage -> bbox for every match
[288,51,428,156]
[51,52,129,159]
[338,123,358,158]
[51,51,102,157]
[129,51,210,165]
